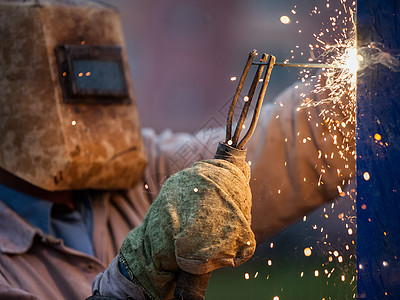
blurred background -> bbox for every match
[100,0,312,133]
[100,0,356,298]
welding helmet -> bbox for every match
[0,0,147,191]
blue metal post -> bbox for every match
[357,1,400,298]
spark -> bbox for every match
[304,247,312,257]
[293,1,357,189]
[383,261,389,267]
[260,0,357,292]
[280,15,291,24]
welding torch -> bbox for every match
[254,61,345,69]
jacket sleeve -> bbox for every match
[141,82,355,243]
[91,255,147,300]
[245,83,355,241]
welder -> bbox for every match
[0,1,355,299]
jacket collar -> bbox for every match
[0,200,41,254]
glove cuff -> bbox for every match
[214,142,250,181]
[173,270,211,300]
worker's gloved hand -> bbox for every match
[119,143,256,299]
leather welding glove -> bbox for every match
[119,143,256,300]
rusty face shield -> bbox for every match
[0,0,147,191]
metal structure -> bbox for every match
[357,0,400,298]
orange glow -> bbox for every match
[304,247,312,257]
